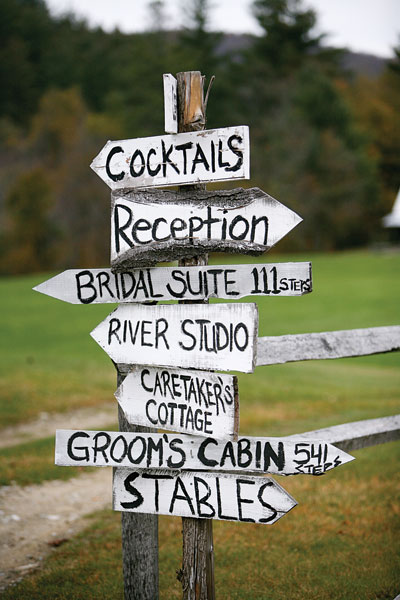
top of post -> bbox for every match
[177,71,206,133]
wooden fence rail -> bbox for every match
[257,325,400,366]
[286,414,400,452]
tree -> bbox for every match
[252,0,322,74]
[344,47,400,219]
[1,168,58,273]
[0,0,53,123]
[388,36,400,76]
[28,87,87,164]
[147,0,168,32]
[179,0,221,73]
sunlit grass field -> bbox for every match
[1,249,399,599]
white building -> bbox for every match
[383,188,400,228]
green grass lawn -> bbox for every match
[1,249,399,599]
[0,272,115,426]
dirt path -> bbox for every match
[0,402,117,449]
[0,469,113,591]
[0,403,121,591]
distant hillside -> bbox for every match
[341,51,387,78]
[216,33,387,77]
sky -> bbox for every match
[44,0,399,58]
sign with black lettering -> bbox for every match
[90,303,258,373]
[116,367,239,439]
[55,429,354,476]
[33,262,312,304]
[111,187,302,268]
[90,126,249,190]
[112,468,296,524]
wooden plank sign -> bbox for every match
[115,366,239,439]
[113,468,296,524]
[55,429,354,475]
[90,126,250,190]
[111,187,302,269]
[163,73,178,134]
[33,262,312,304]
[90,303,258,373]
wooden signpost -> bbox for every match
[90,125,250,190]
[33,261,312,304]
[111,187,302,268]
[113,468,297,525]
[55,429,354,475]
[32,68,400,600]
[90,302,258,373]
[115,366,239,439]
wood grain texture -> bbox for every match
[115,366,239,439]
[91,303,259,373]
[115,370,159,600]
[177,70,214,600]
[33,262,312,304]
[90,125,250,190]
[286,414,400,452]
[177,70,205,132]
[110,187,302,269]
[113,468,297,525]
[257,326,400,366]
[56,430,354,475]
[179,518,214,600]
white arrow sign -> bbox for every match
[33,262,312,304]
[90,303,258,373]
[116,366,239,439]
[113,468,296,524]
[111,187,302,269]
[90,126,250,190]
[55,429,354,476]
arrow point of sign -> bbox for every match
[269,477,298,516]
[90,307,117,349]
[90,148,101,171]
[114,383,127,416]
[285,438,355,474]
[330,445,355,469]
[255,187,303,244]
[90,140,114,187]
[33,273,70,304]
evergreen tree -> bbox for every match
[252,0,322,74]
[179,0,221,73]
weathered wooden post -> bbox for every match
[117,368,159,600]
[176,70,215,600]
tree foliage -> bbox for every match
[0,0,397,273]
[2,168,57,273]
